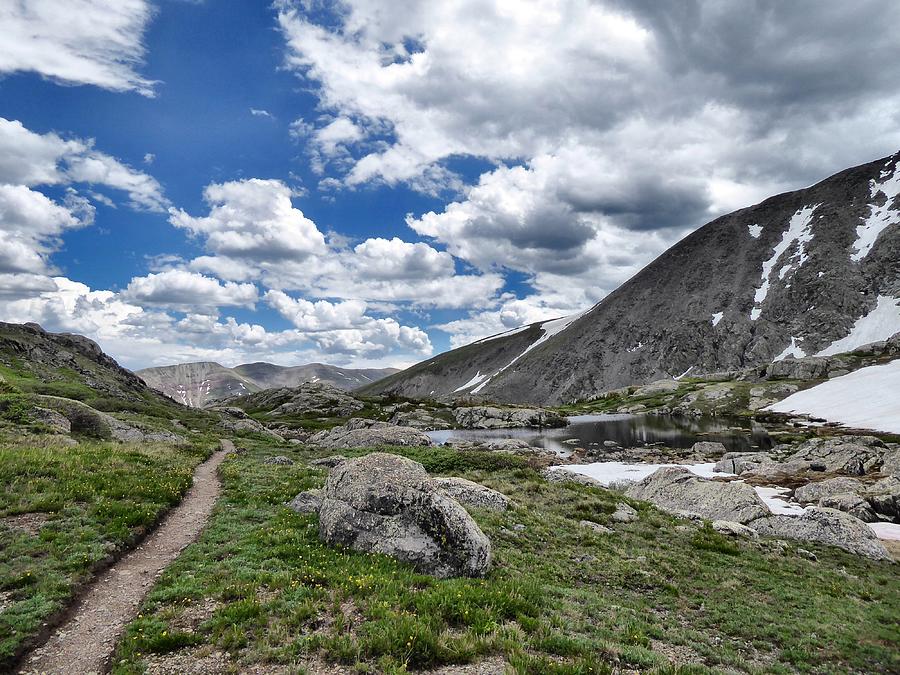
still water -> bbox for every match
[427,413,773,456]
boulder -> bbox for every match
[751,507,890,561]
[452,406,566,429]
[542,467,602,487]
[433,477,511,511]
[224,382,364,418]
[866,476,900,521]
[35,395,184,443]
[579,520,612,535]
[633,379,681,396]
[264,455,294,466]
[818,493,878,522]
[611,502,638,523]
[309,454,348,468]
[786,435,887,476]
[210,406,284,440]
[307,418,433,449]
[389,409,453,431]
[317,453,491,578]
[712,520,758,538]
[31,407,71,434]
[765,357,829,381]
[794,477,865,503]
[881,449,900,477]
[690,441,727,458]
[714,451,773,475]
[286,489,323,514]
[625,467,769,524]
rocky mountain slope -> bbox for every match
[362,151,900,404]
[138,361,398,408]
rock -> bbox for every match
[307,418,433,449]
[714,451,773,475]
[317,453,491,578]
[286,489,323,514]
[751,507,890,561]
[452,405,566,429]
[542,467,602,487]
[881,449,900,477]
[210,406,284,440]
[603,440,620,448]
[786,435,887,475]
[309,454,348,468]
[633,379,681,396]
[712,520,758,538]
[389,409,453,430]
[765,357,829,381]
[794,477,866,503]
[264,455,294,466]
[34,395,185,443]
[579,520,612,534]
[625,467,769,524]
[31,407,71,434]
[866,476,900,521]
[818,493,878,522]
[611,502,638,523]
[433,477,511,511]
[797,548,818,561]
[742,460,815,482]
[224,382,365,418]
[690,441,727,458]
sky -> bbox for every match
[1,0,900,371]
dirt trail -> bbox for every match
[19,439,235,675]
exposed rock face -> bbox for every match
[452,406,566,429]
[360,152,900,405]
[286,489,323,514]
[31,407,71,434]
[138,361,398,408]
[318,453,492,578]
[226,382,365,418]
[625,467,769,524]
[35,395,184,443]
[867,477,900,521]
[818,494,877,522]
[751,508,890,561]
[209,406,284,440]
[715,451,774,475]
[794,477,866,504]
[786,436,888,475]
[307,419,433,449]
[433,477,511,511]
[389,409,453,430]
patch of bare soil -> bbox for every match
[1,512,52,536]
[17,439,235,675]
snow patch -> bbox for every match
[869,521,900,541]
[753,486,807,516]
[766,359,900,433]
[773,336,807,362]
[750,204,820,320]
[454,370,488,393]
[748,223,762,239]
[554,461,724,485]
[851,162,900,261]
[711,311,724,327]
[815,295,900,356]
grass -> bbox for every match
[110,441,899,674]
[0,436,214,666]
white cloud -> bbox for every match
[122,270,259,312]
[0,0,157,95]
[265,290,369,331]
[250,108,274,118]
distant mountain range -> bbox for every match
[137,361,398,408]
[361,151,900,404]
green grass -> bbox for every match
[0,437,214,666]
[111,442,899,674]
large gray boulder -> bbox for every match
[625,467,769,524]
[307,418,433,449]
[31,407,72,434]
[765,357,830,381]
[318,453,491,578]
[794,477,866,504]
[786,435,887,475]
[433,477,511,511]
[210,406,284,440]
[389,409,453,430]
[286,489,323,514]
[714,451,774,475]
[751,508,891,561]
[867,476,900,521]
[452,406,566,429]
[818,494,878,522]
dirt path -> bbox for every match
[19,439,235,675]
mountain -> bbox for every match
[361,151,900,404]
[137,361,398,408]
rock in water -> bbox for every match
[433,477,511,511]
[625,467,769,524]
[318,453,492,578]
[307,418,433,449]
[751,507,890,561]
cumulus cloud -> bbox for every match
[122,270,259,312]
[0,0,157,95]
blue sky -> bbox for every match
[1,1,899,370]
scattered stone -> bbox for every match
[579,520,612,534]
[317,453,491,578]
[542,467,602,487]
[625,467,769,524]
[797,548,818,561]
[511,523,526,531]
[751,507,891,561]
[286,489,323,514]
[263,455,294,466]
[452,405,566,429]
[611,502,638,523]
[307,418,433,449]
[433,477,511,511]
[308,454,348,468]
[712,520,758,538]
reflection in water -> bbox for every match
[427,413,772,456]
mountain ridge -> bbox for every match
[361,151,900,404]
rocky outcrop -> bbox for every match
[452,406,566,429]
[751,508,890,561]
[35,395,184,443]
[786,436,888,475]
[443,437,552,457]
[867,477,900,521]
[31,407,71,434]
[209,406,284,440]
[317,453,492,578]
[714,451,774,475]
[794,477,866,503]
[307,419,433,449]
[625,467,769,524]
[818,494,877,522]
[389,409,453,430]
[227,382,365,418]
[433,477,511,511]
[542,467,603,487]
